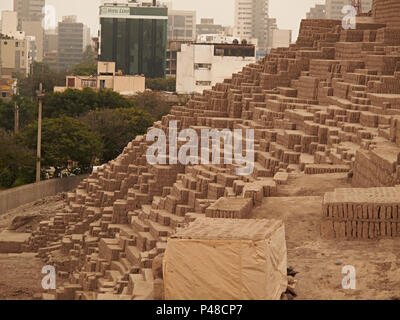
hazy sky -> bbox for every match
[0,0,325,40]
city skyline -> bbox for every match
[0,0,326,40]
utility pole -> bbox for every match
[14,101,19,133]
[36,83,44,183]
[13,81,19,133]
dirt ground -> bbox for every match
[251,173,400,300]
[0,195,65,300]
[0,253,45,300]
[0,194,65,233]
[1,174,400,300]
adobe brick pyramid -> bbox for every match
[29,0,400,299]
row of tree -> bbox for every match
[0,88,173,188]
[0,47,177,189]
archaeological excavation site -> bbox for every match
[2,0,400,301]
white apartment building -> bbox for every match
[234,0,269,49]
[325,0,372,20]
[0,37,29,76]
[177,43,256,94]
[1,11,18,36]
[197,34,258,47]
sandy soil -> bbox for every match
[251,173,400,300]
[0,194,65,233]
[278,172,352,197]
[0,195,64,300]
[0,253,45,300]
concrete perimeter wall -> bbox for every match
[0,175,88,215]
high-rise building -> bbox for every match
[14,0,45,62]
[44,29,58,70]
[266,18,277,48]
[234,0,269,49]
[13,0,45,30]
[196,18,224,36]
[0,36,29,77]
[168,9,196,41]
[44,29,58,54]
[166,40,191,79]
[306,4,327,19]
[176,42,256,94]
[1,11,18,36]
[83,25,91,52]
[58,16,85,70]
[325,0,372,20]
[99,2,168,78]
[22,20,44,62]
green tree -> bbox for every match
[80,107,154,162]
[42,88,134,118]
[0,129,35,188]
[0,97,37,132]
[16,61,67,97]
[82,45,97,64]
[71,46,97,76]
[17,116,103,176]
[146,77,176,92]
[71,63,97,76]
[128,91,173,120]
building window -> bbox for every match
[82,80,96,88]
[173,16,185,27]
[215,48,224,56]
[194,63,212,70]
[100,80,105,89]
[67,78,75,87]
[196,81,211,86]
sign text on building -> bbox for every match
[100,6,130,17]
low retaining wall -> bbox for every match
[0,175,88,215]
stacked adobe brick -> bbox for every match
[321,186,400,239]
[27,0,400,299]
[372,0,400,28]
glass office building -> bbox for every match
[99,4,168,78]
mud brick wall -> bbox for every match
[353,147,400,187]
[368,93,400,110]
[335,42,365,60]
[205,197,253,219]
[321,187,400,239]
[365,55,400,75]
[367,76,400,94]
[375,28,400,46]
[294,76,320,100]
[340,30,365,42]
[390,117,400,145]
[373,0,400,28]
[360,111,379,127]
[305,164,350,174]
[309,59,340,80]
[284,109,314,130]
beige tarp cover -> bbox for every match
[163,218,287,300]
